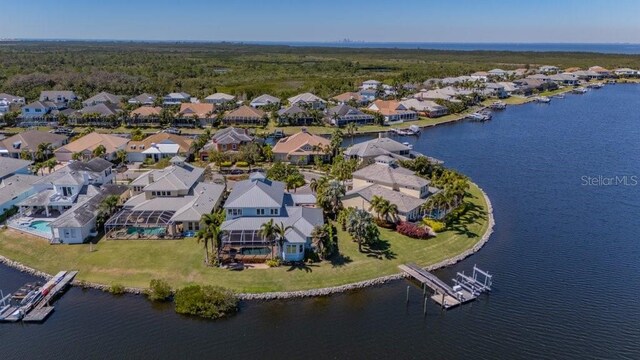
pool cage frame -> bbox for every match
[105,209,177,239]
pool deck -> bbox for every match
[6,217,56,241]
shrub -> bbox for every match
[174,285,238,319]
[146,279,172,301]
[220,161,232,167]
[109,283,125,295]
[423,219,446,233]
[235,161,249,167]
[266,258,281,267]
[396,221,432,239]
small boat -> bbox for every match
[402,142,413,150]
[467,112,491,122]
[489,101,507,110]
[553,94,565,99]
[408,125,421,135]
[572,87,588,94]
[391,128,411,136]
[534,96,551,103]
[606,80,616,84]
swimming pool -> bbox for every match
[28,220,52,235]
[126,227,166,236]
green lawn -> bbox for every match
[0,184,490,293]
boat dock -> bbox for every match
[0,270,78,323]
[399,263,492,309]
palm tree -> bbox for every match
[195,227,211,265]
[311,224,329,260]
[345,122,357,144]
[45,158,58,174]
[72,152,83,161]
[369,195,385,219]
[347,208,373,252]
[92,144,106,158]
[274,221,293,258]
[35,142,53,162]
[259,219,277,259]
[114,149,127,165]
[320,180,345,219]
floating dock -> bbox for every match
[0,270,78,323]
[399,263,492,309]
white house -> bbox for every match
[163,92,191,105]
[204,93,236,105]
[250,94,281,108]
[614,68,640,77]
[361,79,382,90]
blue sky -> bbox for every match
[2,0,640,43]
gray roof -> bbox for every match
[211,127,253,145]
[221,206,324,243]
[129,93,156,104]
[77,103,122,117]
[0,174,39,206]
[277,105,310,117]
[288,92,326,104]
[352,161,430,190]
[39,90,77,102]
[51,184,128,228]
[205,93,235,101]
[68,158,113,173]
[224,176,284,209]
[130,163,204,192]
[0,93,25,103]
[251,94,280,105]
[82,92,123,106]
[344,137,411,158]
[345,183,425,213]
[0,157,32,179]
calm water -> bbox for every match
[2,85,640,359]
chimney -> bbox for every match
[148,173,154,183]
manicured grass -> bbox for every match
[0,184,490,293]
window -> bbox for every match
[286,245,297,254]
[228,208,242,216]
[270,208,279,215]
[256,209,265,215]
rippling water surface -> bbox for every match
[1,85,640,359]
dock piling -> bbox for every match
[406,286,410,304]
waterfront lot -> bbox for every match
[0,184,489,293]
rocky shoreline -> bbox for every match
[0,185,494,301]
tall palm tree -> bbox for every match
[345,122,357,144]
[45,158,58,174]
[259,219,277,259]
[92,144,107,158]
[311,224,329,260]
[195,227,211,265]
[274,221,293,258]
[36,142,53,162]
[321,180,345,219]
[369,195,385,219]
[347,208,373,252]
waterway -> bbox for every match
[1,85,639,359]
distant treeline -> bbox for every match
[1,41,639,101]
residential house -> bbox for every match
[571,70,602,80]
[250,94,281,108]
[549,74,579,86]
[539,65,560,74]
[588,66,611,77]
[399,98,448,118]
[497,82,519,95]
[39,90,77,109]
[287,93,326,110]
[163,92,191,105]
[222,105,266,126]
[106,158,225,238]
[513,78,558,95]
[526,74,553,83]
[0,130,68,159]
[205,93,236,105]
[0,93,26,106]
[331,92,369,106]
[128,93,157,105]
[441,76,475,86]
[470,72,489,82]
[68,103,123,126]
[178,103,216,126]
[128,106,163,126]
[414,87,469,102]
[200,127,253,160]
[482,83,509,98]
[361,79,381,90]
[272,129,331,164]
[220,172,324,262]
[343,156,438,222]
[488,69,507,78]
[613,68,640,77]
[82,92,123,107]
[55,132,129,162]
[343,135,414,163]
[367,100,418,123]
[0,173,39,216]
[277,105,316,126]
[21,101,57,119]
[17,158,114,219]
[126,133,193,163]
[0,157,32,179]
[50,184,129,244]
[325,104,375,127]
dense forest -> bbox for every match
[1,41,639,101]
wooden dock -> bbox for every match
[399,263,491,309]
[23,307,55,322]
[34,271,78,310]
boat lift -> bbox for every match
[453,265,493,297]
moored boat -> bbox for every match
[534,96,551,103]
[572,87,588,94]
[490,101,507,110]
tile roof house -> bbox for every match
[331,92,368,106]
[200,127,253,160]
[106,160,224,238]
[613,68,640,76]
[325,104,375,126]
[361,79,382,90]
[128,106,163,126]
[539,65,560,74]
[0,130,68,159]
[272,129,331,164]
[222,105,266,126]
[82,92,124,107]
[0,157,33,180]
[368,100,418,123]
[39,90,78,109]
[128,93,157,105]
[54,132,129,162]
[549,74,579,86]
[127,133,193,163]
[220,172,324,262]
[343,156,439,221]
[68,103,123,126]
[204,93,236,105]
[277,105,316,126]
[399,99,448,118]
[343,134,434,163]
[178,103,216,126]
[163,92,191,105]
[250,94,280,108]
[287,93,326,110]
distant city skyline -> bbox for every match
[2,0,640,43]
